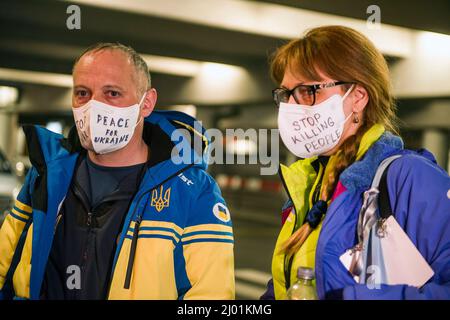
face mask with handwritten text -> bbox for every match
[72,94,145,154]
[277,85,353,158]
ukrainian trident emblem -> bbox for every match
[151,185,171,212]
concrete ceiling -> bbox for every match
[0,0,280,106]
[0,0,281,73]
[0,0,449,108]
[261,0,450,35]
[4,0,447,75]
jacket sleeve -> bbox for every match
[181,175,235,300]
[0,168,35,299]
[343,153,450,300]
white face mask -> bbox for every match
[72,94,146,154]
[277,85,354,158]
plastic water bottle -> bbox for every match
[286,267,318,300]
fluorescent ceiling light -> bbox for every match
[142,54,202,77]
[199,63,245,80]
[0,39,204,77]
[46,121,63,134]
[416,31,450,58]
[163,104,197,118]
[390,31,450,98]
[0,58,244,88]
[0,39,217,78]
[227,138,258,156]
[0,68,72,88]
[0,86,19,107]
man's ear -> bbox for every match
[141,88,157,118]
[351,85,369,113]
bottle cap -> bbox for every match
[297,267,315,280]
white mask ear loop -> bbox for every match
[135,93,147,127]
[342,84,355,123]
[138,92,147,106]
[342,84,355,100]
[135,116,144,128]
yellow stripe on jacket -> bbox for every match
[181,224,235,300]
[108,236,179,300]
[13,224,33,299]
[0,211,30,289]
[14,200,32,214]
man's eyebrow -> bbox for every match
[73,85,89,90]
[102,85,125,91]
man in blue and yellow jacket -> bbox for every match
[0,43,235,300]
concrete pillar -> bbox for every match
[422,129,449,171]
[0,111,18,160]
[448,148,450,173]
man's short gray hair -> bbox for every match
[73,42,151,95]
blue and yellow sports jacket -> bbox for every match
[0,110,235,300]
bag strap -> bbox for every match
[372,155,402,219]
[353,155,402,281]
[357,155,402,244]
[379,162,393,219]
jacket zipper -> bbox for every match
[69,163,146,297]
[72,181,116,299]
[71,181,96,300]
[121,164,195,290]
[279,162,323,290]
[278,166,297,290]
[123,212,142,289]
[77,211,93,299]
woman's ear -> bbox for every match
[351,85,369,113]
[141,88,157,118]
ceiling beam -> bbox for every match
[67,0,415,58]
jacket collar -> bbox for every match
[339,130,404,192]
[279,124,404,216]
